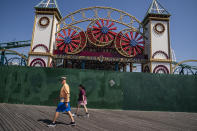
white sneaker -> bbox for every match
[47,122,56,127]
[72,113,76,117]
[86,113,89,118]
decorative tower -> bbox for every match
[28,0,62,67]
[142,0,172,74]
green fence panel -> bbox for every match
[0,66,197,112]
[121,72,197,112]
[0,66,123,109]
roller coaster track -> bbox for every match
[0,40,31,49]
[0,41,30,66]
[0,49,27,60]
[172,60,197,75]
[172,60,197,70]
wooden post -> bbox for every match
[63,59,67,68]
[141,64,144,72]
[130,63,133,72]
[123,64,126,72]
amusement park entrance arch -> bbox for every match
[53,7,147,71]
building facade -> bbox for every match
[28,0,172,74]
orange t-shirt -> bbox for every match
[59,84,70,102]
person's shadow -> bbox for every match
[37,119,70,125]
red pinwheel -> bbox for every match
[120,31,145,57]
[87,19,117,46]
[92,19,117,42]
[56,28,81,54]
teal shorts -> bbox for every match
[56,102,71,112]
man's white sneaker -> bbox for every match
[47,122,56,127]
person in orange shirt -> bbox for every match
[48,77,76,127]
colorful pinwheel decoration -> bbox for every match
[87,19,117,46]
[120,31,145,57]
[56,28,86,54]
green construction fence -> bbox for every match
[0,66,197,112]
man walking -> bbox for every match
[48,77,76,127]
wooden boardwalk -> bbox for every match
[0,103,197,131]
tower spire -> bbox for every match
[34,0,62,19]
[145,0,170,16]
[143,0,170,23]
[35,0,59,9]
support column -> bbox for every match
[123,64,126,72]
[0,51,5,65]
[63,59,67,68]
[71,61,74,68]
[81,61,85,69]
[130,63,133,72]
[141,64,144,72]
[115,63,119,71]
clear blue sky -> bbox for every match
[0,0,197,62]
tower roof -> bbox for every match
[35,0,59,9]
[145,0,170,16]
[142,0,170,24]
[35,0,62,19]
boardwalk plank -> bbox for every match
[0,103,197,131]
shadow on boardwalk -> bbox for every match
[0,103,197,131]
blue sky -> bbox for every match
[0,0,197,63]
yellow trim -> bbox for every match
[167,21,172,61]
[172,60,197,71]
[149,21,152,73]
[57,22,60,32]
[59,6,142,26]
[150,59,172,63]
[28,52,54,57]
[170,63,172,74]
[28,14,37,65]
[148,17,169,21]
[30,15,37,52]
[48,15,55,67]
[48,57,52,67]
[47,57,50,67]
[150,21,152,60]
